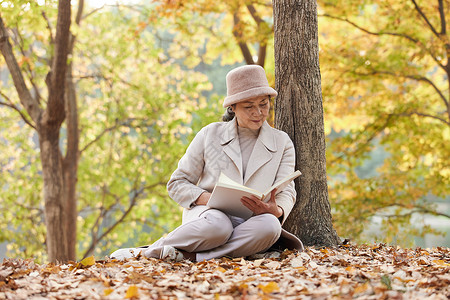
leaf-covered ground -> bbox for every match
[0,244,449,299]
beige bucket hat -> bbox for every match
[223,65,277,108]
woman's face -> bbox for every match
[232,96,270,130]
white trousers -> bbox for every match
[143,209,282,261]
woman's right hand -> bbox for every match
[195,192,211,206]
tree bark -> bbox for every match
[38,127,69,262]
[62,0,83,262]
[39,0,72,262]
[273,0,341,247]
[63,61,79,261]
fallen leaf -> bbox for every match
[381,274,392,290]
[345,266,356,273]
[125,285,139,298]
[308,261,318,269]
[214,267,226,273]
[104,288,113,296]
[258,281,279,294]
[1,245,449,299]
[78,256,95,268]
[353,282,370,294]
[253,259,264,267]
[290,257,303,268]
[432,260,450,267]
[265,261,281,269]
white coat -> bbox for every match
[167,119,304,251]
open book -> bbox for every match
[207,170,301,219]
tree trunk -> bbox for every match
[62,0,83,260]
[63,61,79,261]
[1,0,77,262]
[38,127,69,262]
[273,0,341,247]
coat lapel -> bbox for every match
[243,121,277,184]
[221,119,243,182]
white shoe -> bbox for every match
[110,247,144,260]
[160,245,184,262]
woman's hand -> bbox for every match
[241,189,283,218]
[195,192,211,206]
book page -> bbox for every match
[207,185,258,219]
[262,170,302,200]
[215,173,261,197]
[207,171,301,219]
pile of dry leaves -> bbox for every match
[0,243,449,299]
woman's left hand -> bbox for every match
[241,189,283,218]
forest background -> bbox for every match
[0,0,449,263]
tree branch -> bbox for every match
[11,28,43,104]
[82,4,145,21]
[75,0,84,25]
[233,12,255,65]
[257,42,267,67]
[44,0,71,125]
[82,6,105,21]
[246,4,264,25]
[320,14,446,70]
[0,91,36,129]
[0,16,41,123]
[387,202,450,219]
[410,0,442,40]
[82,181,165,258]
[438,0,447,35]
[41,11,54,45]
[246,4,268,67]
[64,0,83,163]
[392,110,450,126]
[354,70,449,108]
[328,114,393,164]
[79,118,135,153]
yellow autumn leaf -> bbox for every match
[258,282,279,294]
[104,288,113,296]
[80,256,95,267]
[237,282,248,292]
[345,266,356,272]
[432,260,450,267]
[320,248,329,254]
[125,285,139,299]
[42,264,61,274]
[353,282,369,294]
[215,267,227,273]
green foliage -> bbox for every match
[0,2,222,261]
[0,0,58,263]
[0,116,46,261]
[73,6,223,259]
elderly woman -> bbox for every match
[111,65,303,261]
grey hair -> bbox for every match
[222,106,235,122]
